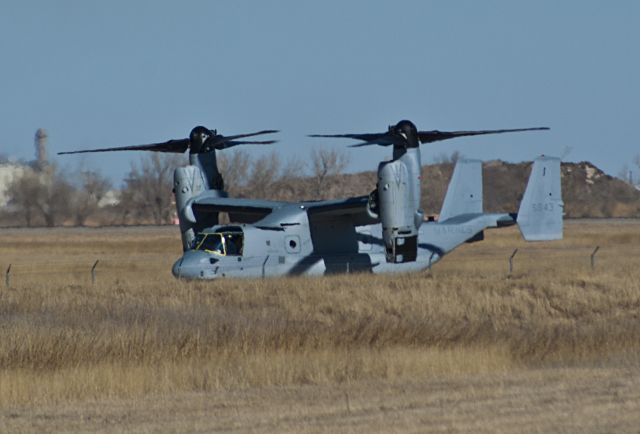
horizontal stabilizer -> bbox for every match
[439,159,483,222]
[517,156,563,241]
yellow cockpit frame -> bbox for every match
[193,231,244,257]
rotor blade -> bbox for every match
[347,139,396,147]
[309,132,398,147]
[57,138,190,155]
[417,127,549,144]
[348,142,379,148]
[215,129,279,143]
[217,139,278,149]
[309,133,386,142]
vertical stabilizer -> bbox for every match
[517,156,563,241]
[439,159,483,221]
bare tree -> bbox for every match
[219,150,306,200]
[280,155,306,181]
[6,164,73,227]
[617,156,640,186]
[273,155,305,200]
[310,147,350,197]
[6,168,40,226]
[617,164,632,184]
[71,170,111,226]
[119,154,183,224]
[34,166,74,227]
[217,150,251,195]
[245,152,282,198]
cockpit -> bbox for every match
[192,226,244,256]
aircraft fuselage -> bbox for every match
[171,211,513,279]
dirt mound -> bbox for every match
[317,160,640,218]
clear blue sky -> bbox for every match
[1,1,639,184]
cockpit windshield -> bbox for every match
[193,233,225,255]
[193,230,244,256]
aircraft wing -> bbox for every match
[303,196,378,226]
[190,195,377,226]
[191,196,289,224]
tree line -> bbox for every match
[1,148,350,227]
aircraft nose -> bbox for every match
[172,251,220,280]
[171,258,184,278]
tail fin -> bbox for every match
[517,156,563,241]
[439,159,483,221]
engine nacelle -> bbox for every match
[374,159,422,263]
[174,166,207,251]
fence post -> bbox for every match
[590,246,600,271]
[508,249,518,277]
[5,264,11,288]
[344,391,351,414]
[91,260,99,285]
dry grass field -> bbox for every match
[1,220,640,432]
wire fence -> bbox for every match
[2,243,635,288]
[2,255,177,287]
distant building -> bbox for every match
[1,128,49,207]
[0,163,27,207]
[97,190,120,207]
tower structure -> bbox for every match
[35,128,48,170]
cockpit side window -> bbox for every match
[193,231,244,256]
[224,233,243,256]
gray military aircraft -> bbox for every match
[59,120,563,279]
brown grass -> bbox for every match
[1,221,640,431]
